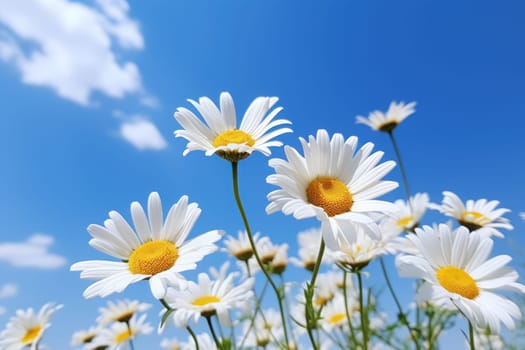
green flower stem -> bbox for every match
[379,257,421,350]
[357,271,369,350]
[343,270,358,346]
[187,326,200,350]
[206,316,222,349]
[305,238,326,350]
[387,130,412,206]
[239,279,270,349]
[469,320,476,350]
[231,161,290,348]
[125,320,136,350]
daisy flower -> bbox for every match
[0,303,62,350]
[396,224,525,333]
[180,333,217,350]
[161,337,181,350]
[269,243,288,275]
[266,129,398,250]
[71,192,223,299]
[432,191,513,238]
[71,326,101,347]
[241,308,284,348]
[89,314,152,350]
[223,230,266,261]
[356,101,416,132]
[329,222,396,270]
[174,92,292,162]
[320,295,352,331]
[381,193,430,235]
[161,272,254,329]
[97,299,151,325]
[290,227,332,271]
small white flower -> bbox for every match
[161,273,254,329]
[174,92,292,162]
[290,227,332,271]
[266,129,398,250]
[0,303,63,350]
[223,230,265,261]
[356,101,416,132]
[71,326,100,346]
[381,193,430,235]
[97,299,151,325]
[89,314,152,350]
[431,191,513,238]
[396,224,525,334]
[71,192,223,299]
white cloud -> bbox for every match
[0,0,145,105]
[0,234,67,269]
[0,284,18,299]
[120,118,168,151]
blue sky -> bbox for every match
[1,0,524,348]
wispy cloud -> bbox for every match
[119,118,168,151]
[0,234,67,269]
[0,0,145,105]
[0,284,18,299]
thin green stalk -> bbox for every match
[231,161,290,348]
[357,271,369,350]
[239,280,270,349]
[305,239,326,350]
[187,326,200,350]
[469,320,476,350]
[343,270,358,346]
[387,130,412,206]
[206,316,222,349]
[380,257,420,350]
[126,321,136,350]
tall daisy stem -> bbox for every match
[387,130,412,206]
[468,320,476,350]
[206,316,222,349]
[380,257,421,350]
[126,321,136,350]
[343,270,358,346]
[187,326,200,350]
[231,161,291,348]
[357,271,369,350]
[305,239,325,350]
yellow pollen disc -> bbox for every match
[397,216,414,228]
[114,329,134,343]
[21,325,42,343]
[128,240,178,275]
[306,177,353,217]
[462,211,490,224]
[328,313,346,324]
[212,129,255,148]
[191,295,221,306]
[436,266,479,299]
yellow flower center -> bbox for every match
[128,240,178,275]
[436,266,479,299]
[21,325,42,344]
[396,216,414,228]
[306,177,353,217]
[192,295,221,306]
[328,313,346,324]
[114,328,134,343]
[212,129,255,148]
[462,211,490,224]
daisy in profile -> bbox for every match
[381,192,430,235]
[356,101,416,132]
[89,314,152,350]
[329,222,396,270]
[97,299,151,325]
[71,192,223,299]
[161,337,181,350]
[431,191,513,238]
[223,230,266,262]
[161,272,254,329]
[0,303,62,350]
[266,129,398,249]
[71,326,101,347]
[396,224,525,334]
[290,227,333,271]
[174,92,292,162]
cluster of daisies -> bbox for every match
[1,92,523,350]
